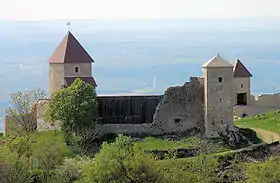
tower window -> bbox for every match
[75,66,79,73]
[241,84,243,88]
[218,77,223,82]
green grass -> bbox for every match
[235,110,280,135]
[133,136,201,151]
[133,136,230,154]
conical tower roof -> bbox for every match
[233,59,252,77]
[202,53,233,68]
[48,31,94,63]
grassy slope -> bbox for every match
[235,110,280,135]
[133,136,230,154]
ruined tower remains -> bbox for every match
[202,54,234,138]
[48,31,97,95]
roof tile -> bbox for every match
[48,31,94,63]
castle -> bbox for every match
[5,31,280,138]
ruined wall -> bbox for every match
[35,99,61,132]
[234,94,280,117]
[152,77,205,134]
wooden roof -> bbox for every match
[233,59,252,77]
[48,31,94,63]
[64,77,97,87]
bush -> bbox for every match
[245,156,280,183]
[78,135,167,183]
[0,131,73,183]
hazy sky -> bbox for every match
[1,0,280,21]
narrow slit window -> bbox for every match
[75,66,79,73]
[241,84,243,88]
[218,77,223,82]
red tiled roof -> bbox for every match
[64,77,97,87]
[48,31,94,63]
[233,59,252,77]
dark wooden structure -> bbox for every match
[97,95,162,124]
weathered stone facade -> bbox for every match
[152,77,204,134]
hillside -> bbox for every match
[235,110,280,142]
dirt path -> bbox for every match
[247,127,280,143]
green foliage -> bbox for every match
[245,156,280,183]
[6,88,46,135]
[78,134,167,183]
[0,131,73,183]
[235,110,280,134]
[160,154,220,183]
[0,132,3,137]
[46,78,98,155]
[134,136,230,154]
[46,78,98,131]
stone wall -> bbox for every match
[203,67,234,138]
[36,77,205,136]
[152,77,205,134]
[64,63,92,77]
[49,63,64,95]
[35,99,61,132]
[234,93,280,117]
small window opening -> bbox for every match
[174,118,181,123]
[220,98,222,102]
[75,66,79,73]
[212,122,215,126]
[241,84,243,88]
[221,120,223,125]
[218,77,223,82]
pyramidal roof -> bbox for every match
[233,59,252,77]
[48,31,94,63]
[202,53,233,68]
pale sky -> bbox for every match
[1,0,280,21]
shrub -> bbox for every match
[78,134,167,183]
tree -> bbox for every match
[5,88,46,136]
[46,78,98,155]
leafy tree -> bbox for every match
[46,78,98,155]
[5,88,46,136]
[78,135,167,183]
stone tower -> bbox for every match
[202,54,234,138]
[48,31,97,95]
[233,59,252,108]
